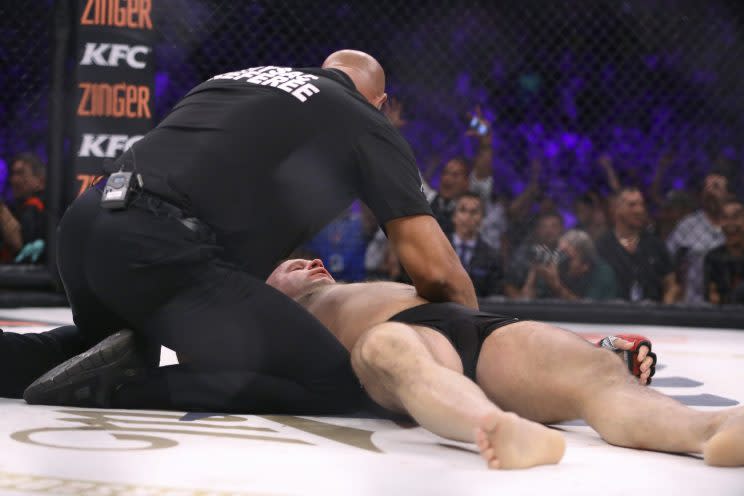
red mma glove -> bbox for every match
[597,334,657,384]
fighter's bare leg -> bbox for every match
[351,322,565,469]
[475,320,744,466]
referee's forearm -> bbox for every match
[448,277,479,309]
[418,268,478,310]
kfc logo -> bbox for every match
[80,43,150,69]
[78,134,143,158]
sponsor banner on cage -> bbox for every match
[73,118,148,196]
[71,0,156,197]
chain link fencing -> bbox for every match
[0,0,54,199]
[4,0,744,307]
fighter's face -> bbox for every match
[266,258,335,299]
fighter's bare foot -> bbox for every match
[474,411,565,469]
[704,407,744,467]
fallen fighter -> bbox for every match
[24,258,744,469]
[261,258,744,469]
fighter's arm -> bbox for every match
[385,215,478,309]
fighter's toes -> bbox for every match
[475,429,491,450]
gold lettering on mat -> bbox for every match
[11,409,309,451]
[10,410,382,452]
[262,415,380,453]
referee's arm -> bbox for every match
[386,214,478,309]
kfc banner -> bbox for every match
[72,0,155,196]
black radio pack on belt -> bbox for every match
[100,148,144,210]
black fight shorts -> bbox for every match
[388,303,518,380]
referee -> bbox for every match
[20,50,476,413]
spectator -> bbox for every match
[597,187,678,303]
[419,104,508,248]
[385,100,508,252]
[588,205,609,242]
[599,150,674,232]
[465,106,495,203]
[479,193,509,255]
[712,148,742,200]
[704,199,744,304]
[303,205,368,282]
[450,192,503,297]
[501,159,567,262]
[430,157,470,235]
[574,192,609,241]
[512,229,617,300]
[365,120,505,283]
[0,152,47,263]
[504,211,564,298]
[383,97,461,234]
[466,107,508,253]
[503,157,542,253]
[640,150,677,218]
[666,172,728,303]
[597,153,622,194]
[574,193,595,231]
[364,228,405,282]
[656,189,696,241]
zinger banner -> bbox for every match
[72,0,156,197]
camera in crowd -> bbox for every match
[529,244,566,265]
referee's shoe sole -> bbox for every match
[23,329,145,408]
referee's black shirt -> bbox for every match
[114,66,432,278]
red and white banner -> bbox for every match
[72,0,156,196]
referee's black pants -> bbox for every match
[13,187,365,414]
[0,325,91,397]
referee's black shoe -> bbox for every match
[23,329,146,408]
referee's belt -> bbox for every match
[129,191,213,239]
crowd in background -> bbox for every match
[299,100,744,306]
[0,153,47,265]
[1,108,743,306]
[2,103,743,307]
[2,2,743,307]
[4,120,740,307]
